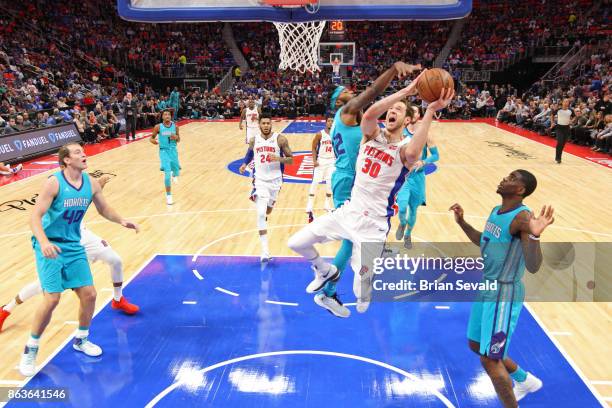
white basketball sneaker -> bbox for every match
[19,345,38,377]
[513,372,543,401]
[314,293,350,318]
[73,337,103,357]
[356,298,370,313]
[166,195,174,205]
[306,264,339,293]
[12,164,23,174]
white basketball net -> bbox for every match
[273,21,326,73]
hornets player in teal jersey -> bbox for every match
[168,87,180,120]
[313,62,422,317]
[396,104,439,248]
[19,143,139,377]
[450,170,554,407]
[151,110,181,205]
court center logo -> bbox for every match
[228,151,438,184]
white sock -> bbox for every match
[4,299,17,312]
[113,286,122,301]
[76,328,89,339]
[324,195,332,210]
[306,194,315,212]
[311,255,330,272]
[103,248,124,301]
[27,335,40,348]
[260,234,269,254]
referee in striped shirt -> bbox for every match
[551,99,574,164]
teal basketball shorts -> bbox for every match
[33,240,92,293]
[467,295,523,359]
[331,170,355,209]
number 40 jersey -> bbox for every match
[38,170,93,248]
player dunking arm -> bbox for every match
[150,110,181,205]
[306,116,335,222]
[19,143,139,377]
[0,176,139,333]
[239,99,262,144]
[289,78,454,316]
[396,104,439,248]
[239,114,293,262]
[450,171,554,407]
[311,62,421,317]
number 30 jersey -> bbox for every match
[39,171,93,247]
[351,130,409,218]
[254,132,282,181]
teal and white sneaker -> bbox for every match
[19,345,38,377]
[73,338,103,357]
[514,372,543,401]
[314,293,350,318]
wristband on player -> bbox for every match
[528,234,540,241]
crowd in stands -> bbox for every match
[454,50,611,154]
[448,0,609,71]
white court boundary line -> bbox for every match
[524,304,608,407]
[191,223,307,262]
[214,287,239,297]
[265,300,299,307]
[191,269,204,280]
[144,350,456,408]
[8,254,158,397]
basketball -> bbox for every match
[416,68,454,103]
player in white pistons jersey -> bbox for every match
[289,72,454,314]
[240,99,262,144]
[240,114,293,262]
[0,176,139,333]
[306,116,336,222]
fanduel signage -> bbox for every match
[0,123,81,163]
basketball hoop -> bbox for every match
[256,0,325,73]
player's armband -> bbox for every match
[243,148,254,164]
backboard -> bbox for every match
[319,42,355,66]
[118,0,472,23]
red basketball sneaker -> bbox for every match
[111,297,140,315]
[0,307,10,332]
